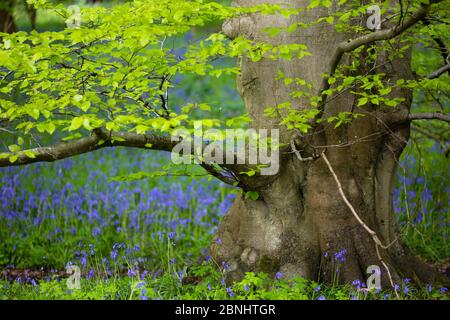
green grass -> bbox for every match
[1,266,448,300]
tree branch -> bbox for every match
[317,0,443,114]
[0,128,242,187]
[427,63,450,79]
[408,112,450,123]
[0,128,176,168]
[422,17,449,69]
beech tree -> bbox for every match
[0,0,449,287]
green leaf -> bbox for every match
[357,97,368,106]
[46,122,56,135]
[240,169,256,177]
[82,118,92,130]
[135,124,149,134]
[287,23,297,33]
[24,150,37,158]
[9,155,18,163]
[379,87,392,95]
[264,27,282,37]
[69,117,83,131]
[198,103,211,111]
[28,108,40,120]
[105,122,116,131]
[245,191,260,201]
[8,144,21,152]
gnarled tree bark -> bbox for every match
[210,0,449,287]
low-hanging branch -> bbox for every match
[0,128,177,168]
[0,128,242,186]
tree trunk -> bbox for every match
[0,0,16,33]
[211,0,448,287]
[27,5,36,31]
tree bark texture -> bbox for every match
[211,0,448,287]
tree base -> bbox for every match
[210,156,450,288]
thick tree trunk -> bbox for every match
[211,0,448,287]
[0,0,16,33]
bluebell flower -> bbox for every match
[352,280,361,289]
[110,249,118,260]
[87,269,95,279]
[334,249,347,263]
[80,255,87,267]
[403,286,409,295]
[222,261,230,270]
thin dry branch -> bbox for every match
[321,152,398,293]
[290,134,315,161]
